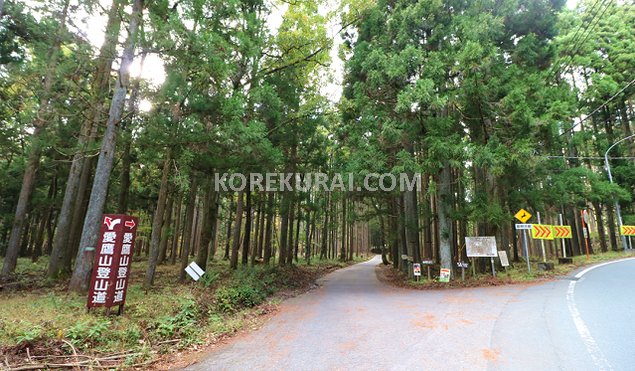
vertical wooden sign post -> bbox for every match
[580,210,590,261]
[421,259,433,280]
[87,214,138,315]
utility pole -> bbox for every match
[604,134,635,250]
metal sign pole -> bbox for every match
[559,213,567,258]
[490,257,496,277]
[523,229,531,273]
[537,212,546,262]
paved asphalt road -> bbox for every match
[187,256,635,371]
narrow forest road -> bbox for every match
[186,256,635,371]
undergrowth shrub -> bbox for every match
[214,268,274,313]
[151,299,201,344]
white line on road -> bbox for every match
[566,281,612,371]
[566,257,635,371]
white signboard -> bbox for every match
[515,223,532,230]
[498,251,510,267]
[465,236,497,258]
[185,261,205,281]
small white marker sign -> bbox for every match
[498,251,510,267]
[185,261,205,281]
[515,224,532,230]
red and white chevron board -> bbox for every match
[553,225,572,239]
[531,224,554,240]
[620,225,635,236]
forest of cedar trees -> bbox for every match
[1,0,634,292]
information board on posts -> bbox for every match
[465,236,497,257]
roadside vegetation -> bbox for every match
[378,250,635,290]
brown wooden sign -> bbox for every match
[87,214,138,312]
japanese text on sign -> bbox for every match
[88,214,138,309]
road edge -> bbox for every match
[566,256,635,371]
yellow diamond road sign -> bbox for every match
[514,209,532,223]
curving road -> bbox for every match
[186,256,635,370]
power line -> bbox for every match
[560,77,635,136]
[542,156,635,160]
[548,0,614,85]
[547,0,606,82]
[559,0,613,79]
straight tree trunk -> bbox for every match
[263,193,274,264]
[170,198,182,264]
[257,199,266,259]
[286,198,296,265]
[403,187,421,263]
[196,182,217,271]
[64,153,95,271]
[250,200,262,266]
[340,197,346,261]
[294,206,301,263]
[209,204,220,260]
[179,176,199,281]
[389,199,399,268]
[48,0,122,278]
[320,194,329,259]
[438,162,454,276]
[230,191,244,269]
[304,209,312,263]
[397,196,407,272]
[279,193,290,266]
[606,204,619,251]
[68,0,144,292]
[144,149,172,289]
[2,0,70,277]
[33,176,57,262]
[242,190,251,266]
[223,201,233,260]
[158,190,174,264]
[117,52,145,213]
[593,202,608,253]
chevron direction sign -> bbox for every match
[532,224,554,240]
[553,225,572,239]
[620,225,635,236]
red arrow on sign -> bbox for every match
[125,220,136,229]
[103,216,121,230]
